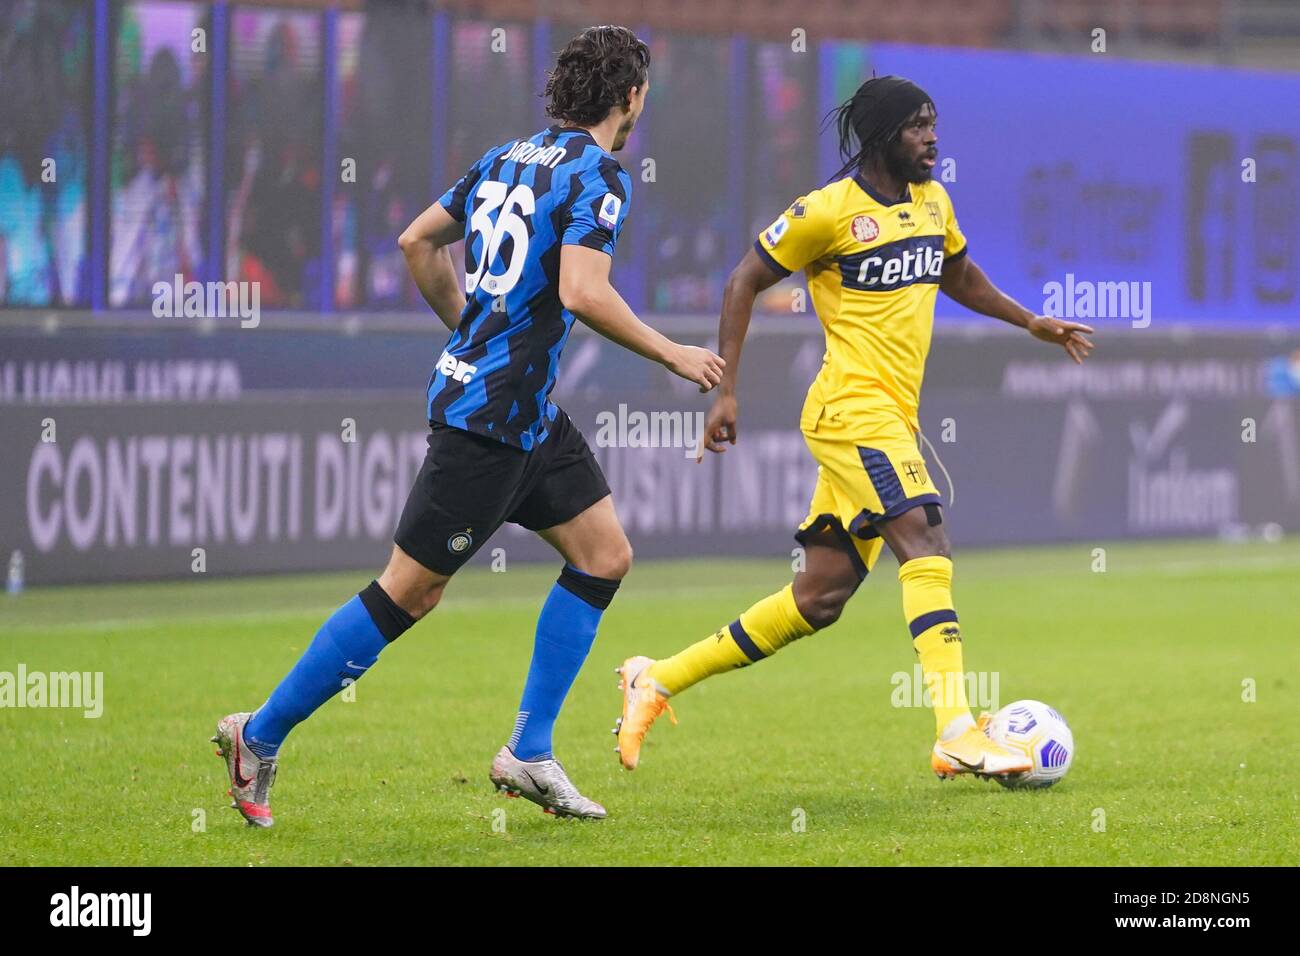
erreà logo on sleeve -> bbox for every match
[50,886,151,936]
[598,193,621,230]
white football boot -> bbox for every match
[489,746,606,820]
[212,712,278,827]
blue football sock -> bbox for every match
[244,582,413,758]
[509,565,620,761]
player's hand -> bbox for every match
[1028,315,1094,364]
[666,344,726,393]
[697,393,738,461]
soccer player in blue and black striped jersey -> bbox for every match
[214,26,724,824]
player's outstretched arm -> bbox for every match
[940,255,1094,364]
[559,244,724,392]
[398,202,468,332]
[699,248,786,458]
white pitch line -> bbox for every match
[0,582,758,637]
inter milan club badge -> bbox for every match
[448,530,473,554]
[851,215,879,243]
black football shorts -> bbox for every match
[394,409,610,575]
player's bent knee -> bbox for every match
[884,506,951,562]
[584,539,633,581]
[913,528,950,560]
[376,575,446,621]
[793,585,852,631]
[407,580,447,620]
[615,540,634,579]
[377,548,450,621]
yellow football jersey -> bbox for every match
[754,173,966,433]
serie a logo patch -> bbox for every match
[763,216,789,247]
[598,193,621,230]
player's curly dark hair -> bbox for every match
[543,26,649,127]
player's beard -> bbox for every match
[612,113,637,151]
[885,140,934,185]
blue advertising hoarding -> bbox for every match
[858,44,1300,325]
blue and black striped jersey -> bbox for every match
[427,125,632,450]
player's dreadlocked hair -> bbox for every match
[824,75,933,181]
[544,25,649,126]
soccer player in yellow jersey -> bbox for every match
[615,76,1094,780]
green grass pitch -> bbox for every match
[2,538,1297,866]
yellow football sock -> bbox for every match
[646,584,814,695]
[898,555,972,739]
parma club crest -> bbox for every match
[901,459,928,485]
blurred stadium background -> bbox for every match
[2,0,1299,587]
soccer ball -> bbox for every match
[983,699,1074,789]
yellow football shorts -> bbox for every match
[795,410,942,578]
